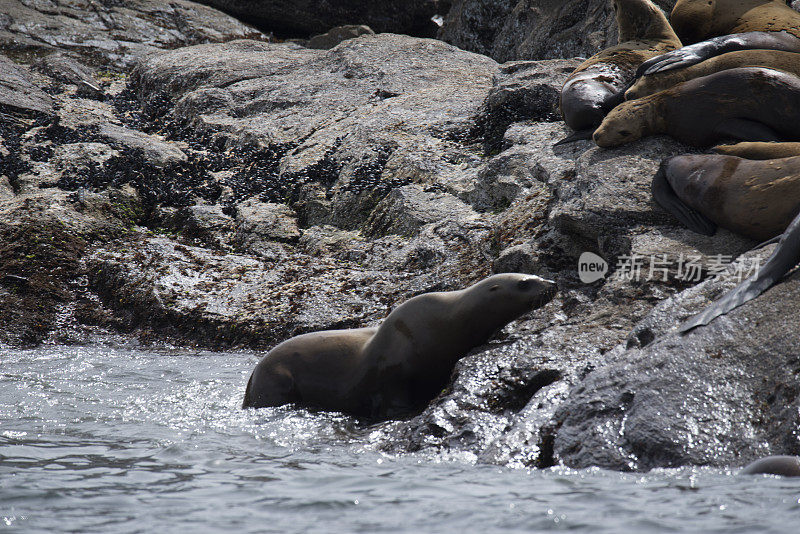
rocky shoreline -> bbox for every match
[2,0,799,470]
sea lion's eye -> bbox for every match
[489,285,500,292]
[619,130,631,137]
[517,279,533,291]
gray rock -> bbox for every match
[438,0,677,62]
[364,184,480,238]
[178,204,236,249]
[307,25,375,50]
[0,55,53,116]
[234,198,302,249]
[97,124,187,168]
[553,247,800,470]
[33,53,102,96]
[479,59,582,152]
[88,237,412,348]
[194,0,450,37]
[0,0,263,70]
[132,34,498,230]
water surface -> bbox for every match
[2,344,799,533]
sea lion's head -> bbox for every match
[465,273,557,324]
[592,97,652,147]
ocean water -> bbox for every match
[2,344,799,533]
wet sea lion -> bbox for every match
[712,141,800,159]
[740,456,800,476]
[627,49,800,99]
[679,207,800,332]
[638,0,800,75]
[558,0,681,138]
[594,67,800,148]
[242,273,557,419]
[653,153,800,240]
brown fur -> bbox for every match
[670,0,800,44]
[664,153,800,240]
[627,49,800,99]
[713,141,800,159]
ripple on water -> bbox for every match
[2,344,800,533]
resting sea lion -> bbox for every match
[670,0,800,45]
[638,0,800,76]
[712,141,800,159]
[242,273,557,419]
[653,153,800,240]
[740,456,800,476]
[594,67,800,148]
[558,0,681,138]
[627,49,800,99]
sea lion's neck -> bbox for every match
[617,1,680,44]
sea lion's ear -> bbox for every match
[489,285,500,292]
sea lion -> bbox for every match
[653,153,800,241]
[242,273,557,419]
[594,67,800,148]
[712,141,800,159]
[627,49,800,99]
[740,456,800,476]
[680,207,800,332]
[637,0,800,76]
[558,0,681,138]
[671,0,800,45]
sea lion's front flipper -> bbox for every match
[553,129,594,147]
[680,209,800,334]
[637,31,800,77]
[652,164,717,235]
[714,118,781,143]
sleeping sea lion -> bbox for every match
[653,153,800,241]
[242,273,557,419]
[627,49,800,99]
[594,67,800,148]
[558,0,681,139]
[638,0,800,76]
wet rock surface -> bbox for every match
[437,0,678,63]
[2,0,799,471]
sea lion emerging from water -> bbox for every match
[594,67,800,148]
[627,49,800,99]
[637,0,800,76]
[558,0,681,139]
[242,273,557,419]
[740,456,800,476]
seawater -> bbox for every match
[2,344,799,533]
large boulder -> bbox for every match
[194,0,451,38]
[0,0,262,71]
[438,0,677,62]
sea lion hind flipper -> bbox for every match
[553,129,594,147]
[652,165,717,235]
[680,210,800,334]
[713,118,781,143]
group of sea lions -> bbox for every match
[561,0,800,332]
[239,0,800,477]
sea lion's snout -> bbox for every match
[517,276,557,308]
